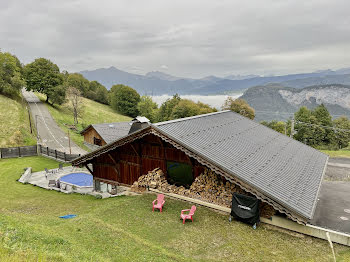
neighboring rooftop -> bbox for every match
[81,116,151,144]
[81,122,131,144]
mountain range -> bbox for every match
[241,84,350,121]
[80,66,350,96]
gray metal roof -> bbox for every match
[154,110,328,219]
[92,122,131,144]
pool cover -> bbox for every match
[59,172,93,187]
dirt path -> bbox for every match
[22,90,86,155]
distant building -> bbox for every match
[80,116,150,150]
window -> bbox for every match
[167,161,193,188]
[94,137,102,146]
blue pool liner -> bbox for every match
[59,172,93,187]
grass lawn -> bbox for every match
[36,93,131,151]
[0,95,36,148]
[0,157,350,261]
[321,149,350,158]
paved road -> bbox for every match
[22,90,86,155]
[325,158,350,181]
[310,181,350,234]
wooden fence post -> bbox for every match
[18,147,21,157]
[55,150,57,159]
[47,147,49,156]
[64,152,66,162]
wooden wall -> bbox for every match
[91,134,205,185]
[82,127,106,146]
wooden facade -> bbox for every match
[82,127,106,146]
[91,134,205,185]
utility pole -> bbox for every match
[284,122,287,136]
[35,115,39,140]
[290,116,295,138]
[68,129,72,154]
[27,106,33,134]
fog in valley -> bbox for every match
[151,93,243,109]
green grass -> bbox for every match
[0,156,350,261]
[321,149,350,158]
[0,95,36,147]
[36,93,131,150]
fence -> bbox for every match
[38,144,80,162]
[0,146,37,159]
[0,145,81,162]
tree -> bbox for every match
[65,73,90,97]
[48,85,66,105]
[88,81,109,104]
[197,101,218,115]
[157,94,181,121]
[24,58,63,103]
[222,98,255,119]
[109,84,140,117]
[0,51,24,99]
[294,106,316,145]
[66,87,84,126]
[312,104,335,146]
[137,96,158,122]
[156,94,217,122]
[333,116,350,149]
[171,99,201,119]
[261,120,287,134]
[171,99,217,120]
[294,104,336,148]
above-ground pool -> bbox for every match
[58,172,93,193]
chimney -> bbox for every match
[128,116,151,134]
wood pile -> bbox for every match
[131,167,275,218]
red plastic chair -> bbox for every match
[180,205,196,224]
[152,194,165,212]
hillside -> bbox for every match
[241,84,350,121]
[0,95,36,147]
[37,94,131,150]
[80,66,350,95]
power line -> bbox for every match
[295,121,350,133]
[255,110,350,118]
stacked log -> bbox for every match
[131,167,276,218]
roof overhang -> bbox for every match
[80,124,94,135]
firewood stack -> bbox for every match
[131,167,275,218]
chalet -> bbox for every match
[72,110,328,224]
[80,117,150,149]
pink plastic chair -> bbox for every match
[180,205,196,224]
[152,194,165,212]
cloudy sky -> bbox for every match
[1,0,350,78]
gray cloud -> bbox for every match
[1,0,350,78]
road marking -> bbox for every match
[29,92,67,151]
[340,216,349,221]
[345,209,350,214]
[327,162,350,169]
